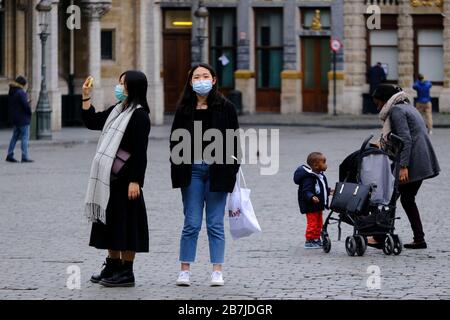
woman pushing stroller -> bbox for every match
[371,84,440,249]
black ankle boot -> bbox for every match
[90,258,121,284]
[100,261,135,287]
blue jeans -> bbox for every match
[7,125,30,160]
[180,163,228,264]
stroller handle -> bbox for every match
[360,135,375,155]
[356,135,375,183]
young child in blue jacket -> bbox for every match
[294,152,331,249]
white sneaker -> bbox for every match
[176,271,191,286]
[211,271,224,287]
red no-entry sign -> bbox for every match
[330,39,343,53]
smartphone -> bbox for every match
[86,76,94,88]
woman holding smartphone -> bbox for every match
[82,71,151,287]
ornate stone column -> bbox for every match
[280,0,302,114]
[137,0,164,125]
[439,0,450,112]
[81,0,111,110]
[343,0,367,115]
[47,0,61,131]
[397,0,414,97]
[235,0,255,114]
[327,0,345,115]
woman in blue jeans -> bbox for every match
[170,63,240,287]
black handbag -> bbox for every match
[330,182,372,215]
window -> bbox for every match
[256,10,283,89]
[209,9,237,89]
[369,30,398,81]
[101,30,114,60]
[417,30,443,83]
[0,8,4,75]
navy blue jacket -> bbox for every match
[293,165,330,214]
[8,83,32,127]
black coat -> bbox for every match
[82,105,151,187]
[294,165,330,214]
[170,98,240,193]
[368,65,387,94]
[82,104,151,252]
[8,84,32,127]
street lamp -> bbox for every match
[35,0,52,140]
[194,1,209,63]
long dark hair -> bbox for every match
[372,84,403,103]
[120,70,150,114]
[176,63,225,114]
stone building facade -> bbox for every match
[0,0,448,131]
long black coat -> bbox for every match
[82,104,151,252]
[170,98,240,193]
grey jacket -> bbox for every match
[390,104,440,183]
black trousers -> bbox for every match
[399,180,425,243]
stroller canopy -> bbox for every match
[340,148,395,205]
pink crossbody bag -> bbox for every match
[112,148,131,175]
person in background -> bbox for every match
[5,76,33,164]
[413,74,433,135]
[368,62,387,95]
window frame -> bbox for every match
[413,15,444,86]
[101,29,115,61]
[208,8,237,91]
[366,15,398,84]
[254,8,283,90]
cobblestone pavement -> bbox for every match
[0,125,449,300]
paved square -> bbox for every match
[0,125,449,300]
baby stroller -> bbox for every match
[321,134,404,256]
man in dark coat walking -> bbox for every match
[6,76,34,163]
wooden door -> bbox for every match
[163,32,191,114]
[302,37,330,113]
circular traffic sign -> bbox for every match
[331,39,342,52]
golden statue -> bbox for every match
[411,0,443,7]
[311,10,322,31]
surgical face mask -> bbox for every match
[192,80,213,96]
[115,84,127,102]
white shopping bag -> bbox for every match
[226,168,262,240]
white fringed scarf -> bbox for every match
[84,103,141,224]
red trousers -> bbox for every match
[305,212,323,241]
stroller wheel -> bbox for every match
[383,234,394,255]
[355,235,367,256]
[322,235,331,253]
[392,235,402,256]
[345,236,357,256]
